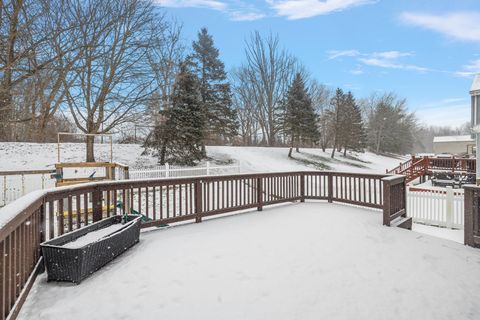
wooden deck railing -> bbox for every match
[387,156,476,184]
[0,171,405,320]
[463,185,480,248]
[382,175,407,226]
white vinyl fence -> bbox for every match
[407,186,464,229]
[1,171,56,207]
[128,162,241,180]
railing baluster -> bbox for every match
[58,200,64,235]
[153,187,156,220]
[67,196,73,232]
[48,201,54,239]
[76,195,81,228]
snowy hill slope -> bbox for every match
[0,142,404,174]
[207,146,404,174]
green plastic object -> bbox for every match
[116,201,168,227]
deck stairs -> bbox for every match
[387,157,428,183]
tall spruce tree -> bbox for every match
[341,92,366,156]
[282,73,318,158]
[328,88,347,158]
[190,28,238,153]
[152,63,205,165]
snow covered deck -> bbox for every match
[20,203,480,320]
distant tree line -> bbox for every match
[0,0,438,164]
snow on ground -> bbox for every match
[207,146,404,174]
[0,142,158,171]
[20,203,480,320]
[0,142,405,173]
[412,223,464,244]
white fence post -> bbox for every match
[445,186,454,229]
[206,161,210,176]
[21,174,25,196]
[2,175,6,207]
[165,163,170,178]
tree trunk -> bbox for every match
[343,147,347,157]
[86,135,95,162]
[268,126,275,147]
[331,142,336,158]
[288,147,293,158]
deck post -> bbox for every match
[327,173,333,203]
[382,179,391,226]
[464,185,480,248]
[195,180,203,223]
[257,177,263,211]
[92,187,102,222]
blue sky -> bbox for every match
[156,0,480,127]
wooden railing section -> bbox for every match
[0,171,405,320]
[387,156,476,183]
[463,185,480,248]
[382,175,407,226]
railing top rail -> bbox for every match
[463,184,480,190]
[55,162,119,168]
[0,169,55,176]
[0,170,396,243]
[0,190,46,241]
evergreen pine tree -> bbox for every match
[283,73,319,157]
[341,92,366,155]
[328,88,347,158]
[190,28,238,152]
[152,63,205,165]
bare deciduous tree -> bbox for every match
[64,0,155,161]
[236,32,297,146]
[146,16,184,121]
[310,80,332,152]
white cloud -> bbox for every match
[327,49,360,60]
[359,57,429,73]
[414,99,470,127]
[455,59,480,77]
[350,67,364,75]
[268,0,377,20]
[157,0,227,10]
[400,12,480,42]
[372,51,412,59]
[156,0,265,21]
[229,11,266,21]
[328,49,430,73]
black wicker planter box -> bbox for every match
[41,215,141,284]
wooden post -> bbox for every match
[327,173,333,203]
[382,179,391,226]
[463,185,480,248]
[300,173,305,202]
[92,187,102,222]
[257,177,263,211]
[195,180,203,223]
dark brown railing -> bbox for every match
[382,175,407,226]
[463,185,480,248]
[0,171,405,320]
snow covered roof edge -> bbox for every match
[433,135,474,143]
[471,74,480,93]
